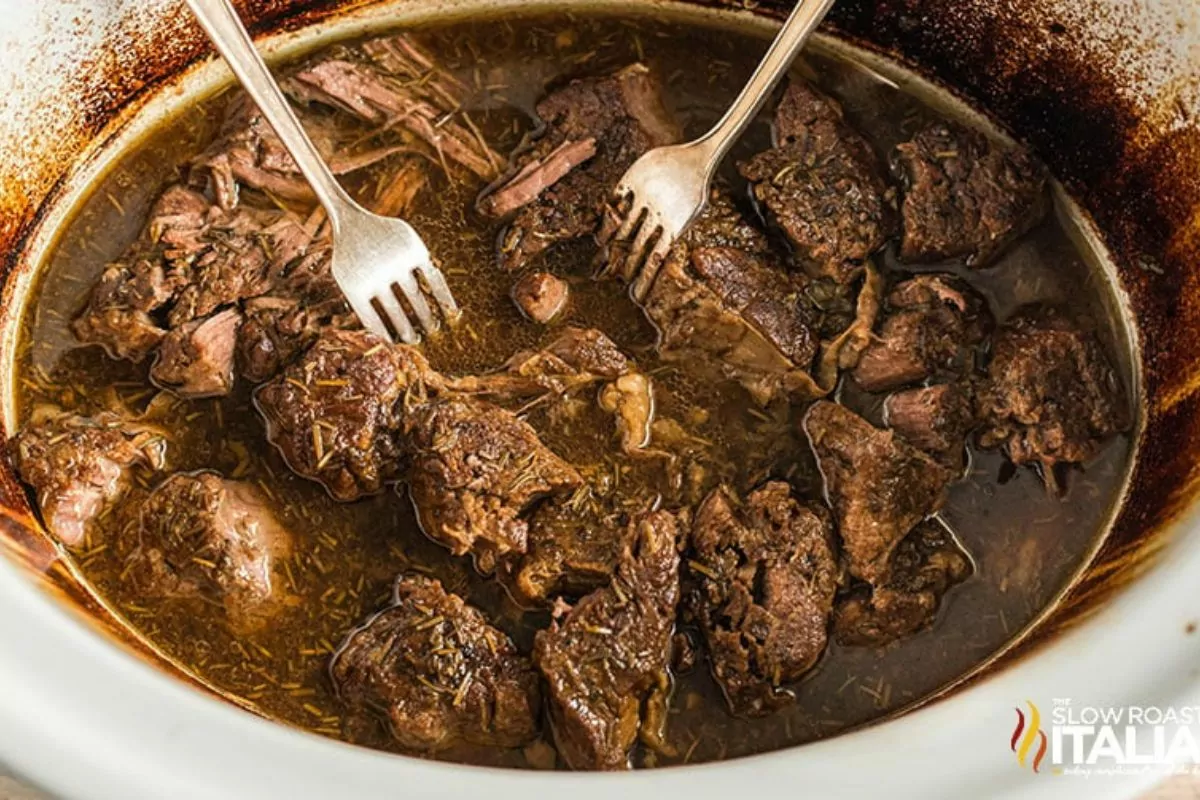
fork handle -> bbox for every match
[184,0,354,225]
[695,0,837,166]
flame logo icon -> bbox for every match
[1011,700,1049,773]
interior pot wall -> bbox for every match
[0,0,1196,679]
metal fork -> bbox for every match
[185,0,459,344]
[604,0,837,301]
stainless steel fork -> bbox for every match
[185,0,459,344]
[604,0,837,301]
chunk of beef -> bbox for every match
[404,398,582,573]
[534,510,680,770]
[72,185,326,375]
[492,64,680,271]
[331,574,541,752]
[641,193,881,405]
[598,372,655,455]
[150,308,242,398]
[884,382,975,459]
[803,401,954,584]
[193,93,408,210]
[284,40,502,181]
[852,273,987,392]
[508,491,638,605]
[127,473,292,630]
[12,410,167,546]
[512,271,569,323]
[256,330,441,501]
[893,122,1048,266]
[688,483,838,716]
[739,81,894,283]
[834,520,971,646]
[976,309,1126,472]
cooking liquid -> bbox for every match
[15,11,1132,768]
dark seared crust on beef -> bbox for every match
[493,63,680,271]
[739,81,895,283]
[12,410,168,546]
[508,493,637,604]
[256,330,442,501]
[534,510,680,770]
[834,520,971,646]
[976,309,1127,471]
[803,401,954,585]
[641,194,823,405]
[404,398,582,573]
[331,574,541,752]
[125,472,292,631]
[853,273,989,393]
[884,383,976,459]
[893,122,1048,266]
[688,483,838,717]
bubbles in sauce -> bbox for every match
[16,11,1132,768]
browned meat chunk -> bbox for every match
[12,410,167,546]
[493,64,679,271]
[284,38,502,181]
[256,330,441,501]
[893,122,1048,266]
[853,274,987,392]
[598,372,655,455]
[126,473,292,630]
[512,272,569,323]
[976,309,1127,472]
[803,401,954,584]
[884,383,975,458]
[150,308,242,398]
[508,493,638,605]
[331,574,541,751]
[739,81,894,283]
[534,510,680,770]
[688,483,838,716]
[641,194,822,405]
[834,520,971,646]
[404,398,582,573]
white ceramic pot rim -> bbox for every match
[1,496,1198,799]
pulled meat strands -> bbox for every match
[893,121,1048,267]
[853,273,988,393]
[12,410,168,546]
[331,574,541,752]
[739,81,895,284]
[641,191,883,405]
[124,473,293,632]
[192,93,410,210]
[803,401,954,585]
[834,520,971,647]
[976,309,1127,477]
[492,63,680,271]
[255,330,442,501]
[688,483,838,717]
[534,510,680,770]
[404,397,583,574]
[284,51,502,181]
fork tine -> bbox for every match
[345,290,394,342]
[630,236,672,303]
[621,214,661,284]
[396,274,438,334]
[376,289,420,344]
[418,265,461,322]
[612,199,643,246]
